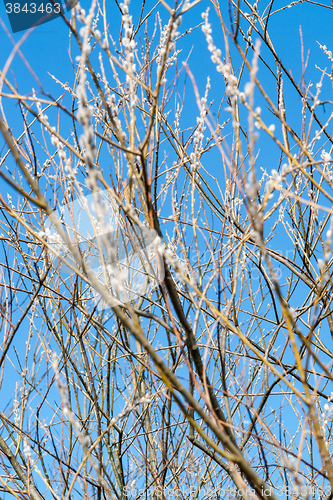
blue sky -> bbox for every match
[1,0,333,406]
[0,0,332,147]
[2,0,333,498]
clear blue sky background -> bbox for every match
[1,0,333,407]
[0,0,332,123]
[1,1,333,497]
[0,0,333,155]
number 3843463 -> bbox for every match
[5,3,61,14]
